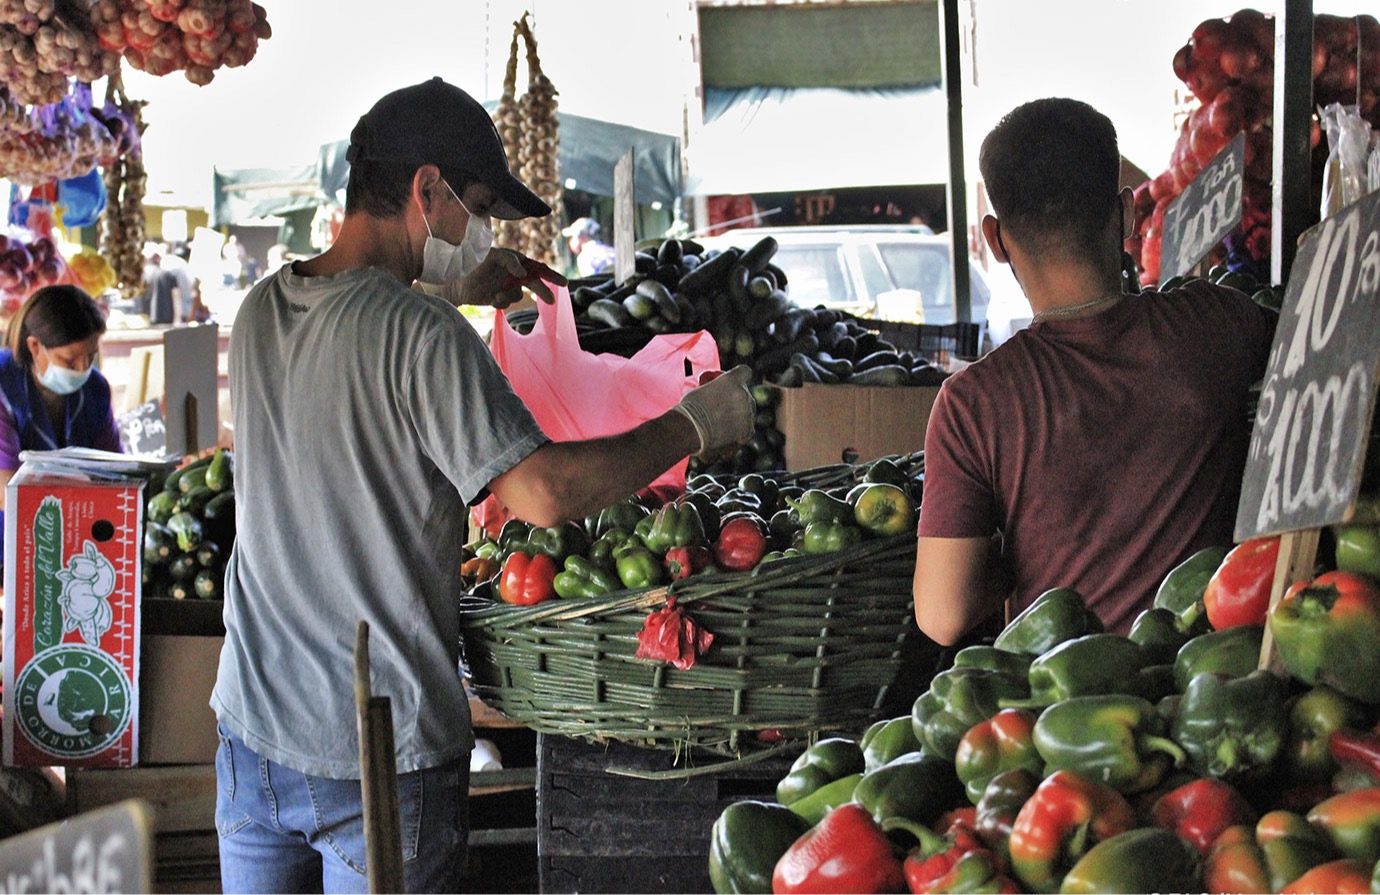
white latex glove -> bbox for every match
[441,247,565,308]
[672,365,756,457]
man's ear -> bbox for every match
[412,165,445,213]
[981,215,1006,262]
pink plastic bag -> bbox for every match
[472,281,719,536]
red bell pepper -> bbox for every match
[1279,858,1372,894]
[1203,535,1280,629]
[1269,570,1380,705]
[1203,810,1337,895]
[1330,726,1380,787]
[497,550,557,605]
[1007,770,1137,894]
[772,802,906,894]
[886,817,984,894]
[664,544,712,580]
[713,515,768,571]
[1149,777,1257,855]
[1306,787,1380,864]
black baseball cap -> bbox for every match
[346,76,550,220]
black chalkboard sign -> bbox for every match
[0,798,152,893]
[1235,188,1380,540]
[1159,131,1246,285]
[116,398,166,457]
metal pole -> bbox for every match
[940,0,971,323]
[1271,0,1315,287]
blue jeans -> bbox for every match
[215,723,470,894]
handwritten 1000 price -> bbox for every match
[1250,216,1380,533]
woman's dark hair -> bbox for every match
[5,284,108,369]
[345,159,474,218]
[979,98,1121,257]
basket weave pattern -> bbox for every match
[458,532,919,757]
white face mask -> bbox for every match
[418,180,493,286]
[37,355,92,395]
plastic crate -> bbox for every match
[866,320,982,360]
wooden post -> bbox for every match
[183,391,198,459]
[354,621,404,894]
[1257,529,1320,674]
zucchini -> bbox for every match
[811,352,854,380]
[146,490,179,525]
[203,490,235,522]
[168,511,204,553]
[747,275,775,300]
[854,350,903,372]
[678,247,741,296]
[634,251,658,274]
[635,278,680,324]
[177,465,209,494]
[727,263,752,311]
[587,298,635,329]
[205,448,233,492]
[195,540,222,569]
[739,236,779,276]
[163,454,213,494]
[168,552,200,583]
[753,332,820,377]
[657,238,683,266]
[178,484,217,514]
[622,293,658,321]
[169,579,193,601]
[143,521,176,567]
[791,353,838,384]
[193,568,223,600]
[743,289,792,331]
[850,364,913,387]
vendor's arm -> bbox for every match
[914,534,1013,645]
[487,367,754,527]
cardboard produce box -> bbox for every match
[3,465,144,768]
[772,383,941,471]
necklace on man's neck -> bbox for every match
[1032,292,1124,324]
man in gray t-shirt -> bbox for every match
[211,77,754,895]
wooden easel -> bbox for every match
[355,621,405,894]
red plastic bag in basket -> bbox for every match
[473,281,720,536]
[634,598,714,671]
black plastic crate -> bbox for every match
[866,320,982,360]
[536,734,793,892]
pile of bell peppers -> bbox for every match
[705,558,1380,895]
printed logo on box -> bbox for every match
[5,483,142,767]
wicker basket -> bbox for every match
[458,528,925,762]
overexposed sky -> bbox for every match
[120,0,1367,207]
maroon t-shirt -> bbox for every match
[918,280,1277,635]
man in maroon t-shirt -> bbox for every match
[913,98,1277,640]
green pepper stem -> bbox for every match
[880,816,946,853]
[1140,733,1188,767]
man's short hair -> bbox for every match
[979,98,1121,255]
[344,160,472,218]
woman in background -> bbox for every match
[0,284,122,548]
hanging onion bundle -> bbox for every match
[89,0,270,86]
[514,12,561,268]
[491,25,522,255]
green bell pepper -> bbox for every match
[913,666,1031,762]
[1171,669,1290,780]
[860,715,924,772]
[613,543,665,589]
[678,490,722,542]
[953,644,1033,679]
[758,548,802,565]
[1059,826,1203,894]
[497,518,534,555]
[799,520,864,555]
[1153,544,1230,635]
[1306,788,1380,864]
[637,502,706,554]
[1269,571,1380,706]
[786,488,853,525]
[974,767,1041,868]
[775,737,865,807]
[736,473,781,511]
[1128,607,1193,666]
[1032,693,1187,794]
[708,800,811,894]
[509,521,590,563]
[993,587,1103,656]
[552,555,621,599]
[854,751,965,827]
[587,499,650,541]
[1284,684,1371,782]
[784,773,862,826]
[1002,633,1147,710]
[1172,623,1264,692]
[954,707,1042,805]
[1333,522,1380,580]
[588,528,638,570]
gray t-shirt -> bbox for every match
[211,264,547,778]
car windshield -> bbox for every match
[876,241,989,325]
[770,244,856,308]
